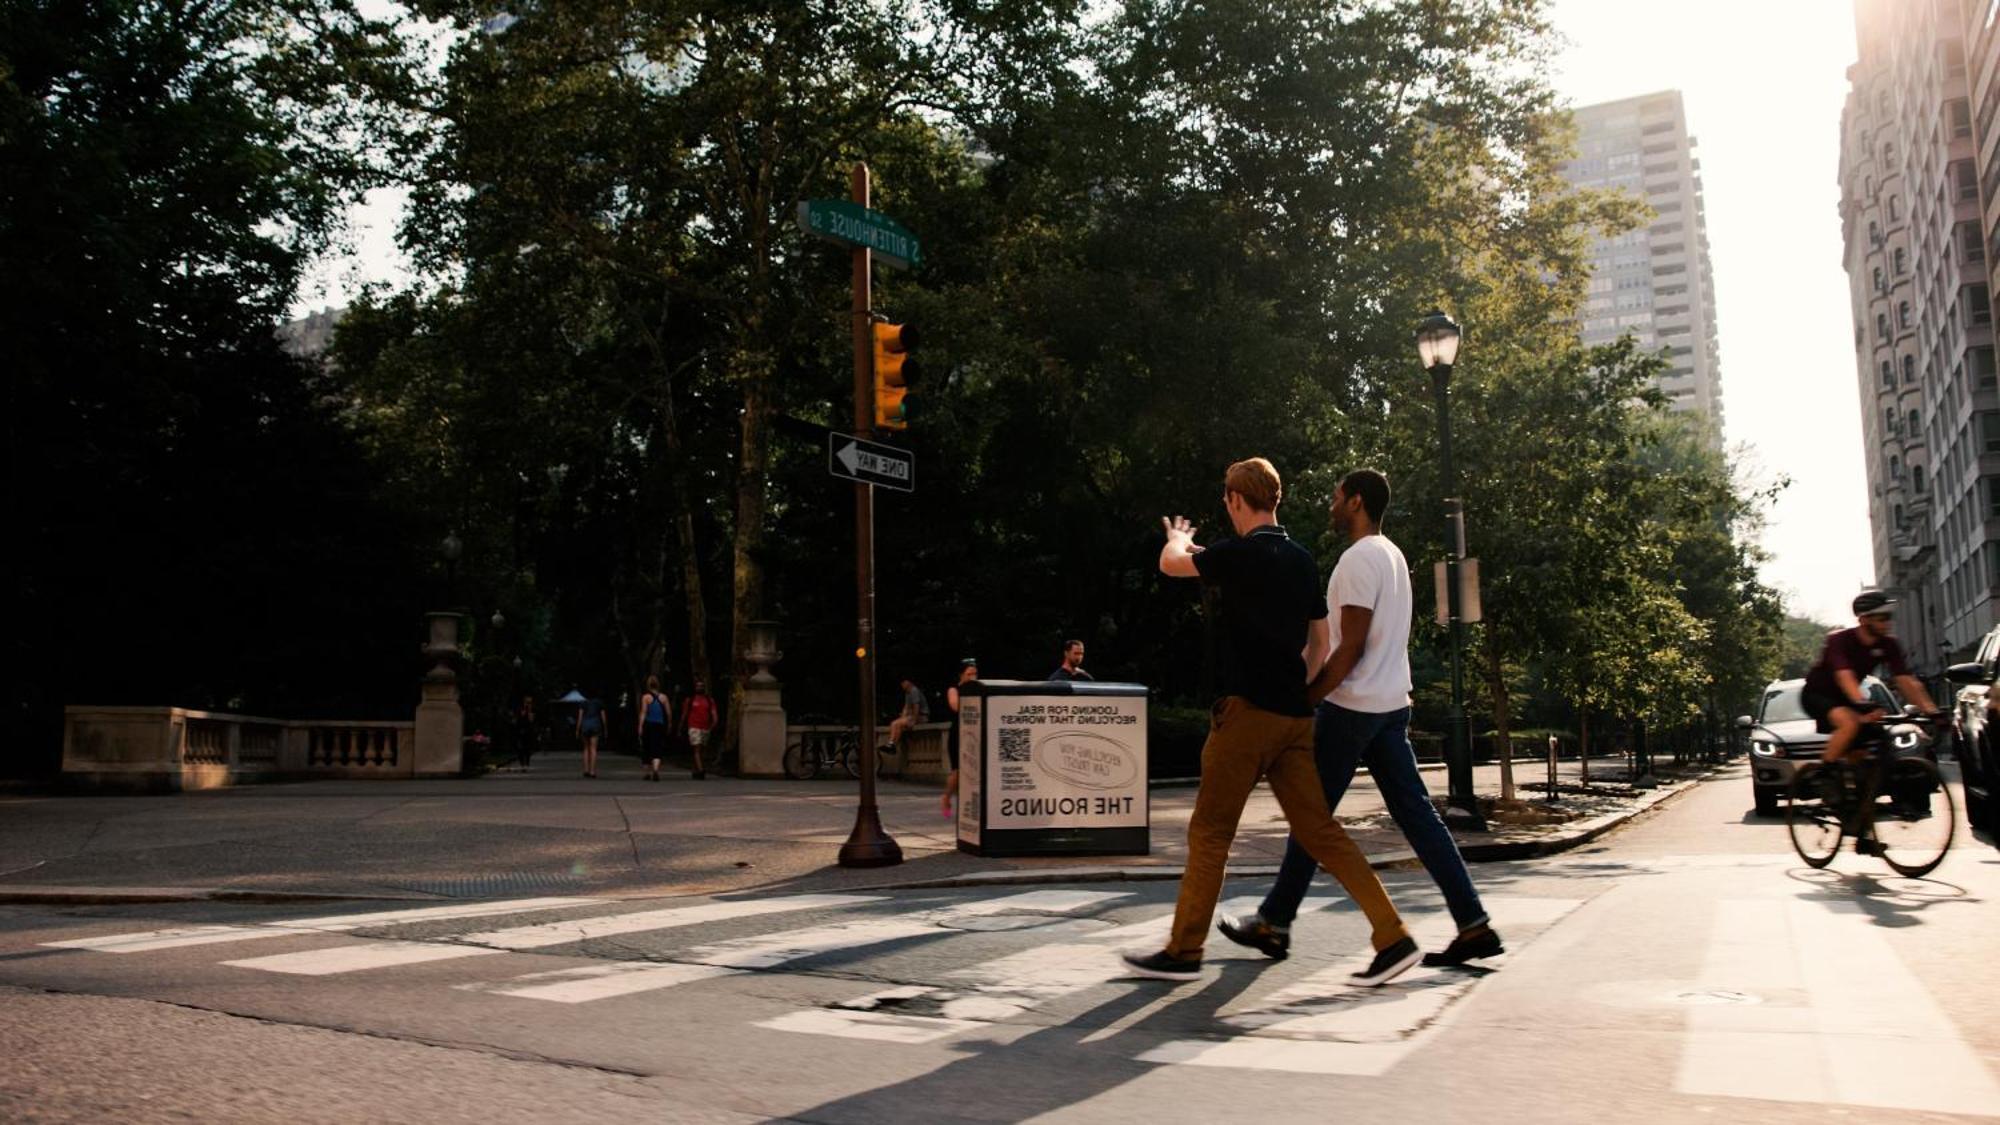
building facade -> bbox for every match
[1559,90,1725,441]
[1839,0,1998,662]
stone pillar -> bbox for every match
[738,619,788,778]
[413,611,464,777]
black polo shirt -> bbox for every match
[1191,524,1326,717]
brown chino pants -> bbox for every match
[1164,696,1409,959]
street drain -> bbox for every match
[385,872,591,898]
[1672,989,1762,1005]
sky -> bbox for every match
[292,1,1876,626]
[1546,0,1871,625]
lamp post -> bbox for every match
[1416,310,1488,831]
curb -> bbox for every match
[858,775,1707,891]
[0,885,437,906]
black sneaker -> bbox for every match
[1421,925,1505,967]
[1349,937,1421,987]
[1121,949,1202,982]
[1217,913,1291,960]
[1855,837,1886,857]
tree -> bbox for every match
[3,0,423,772]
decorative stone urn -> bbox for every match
[738,619,788,777]
[413,611,465,777]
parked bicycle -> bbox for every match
[782,729,892,780]
[1787,712,1955,877]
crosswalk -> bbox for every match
[29,885,1574,1076]
[22,870,2000,1115]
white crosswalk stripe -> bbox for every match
[223,940,507,976]
[454,893,883,951]
[40,897,607,954]
[1134,896,1582,1075]
[1675,898,2000,1116]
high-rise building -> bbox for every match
[1558,90,1725,441]
[1839,0,1997,660]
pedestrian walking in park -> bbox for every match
[638,675,672,782]
[513,694,538,770]
[1047,639,1094,682]
[682,678,716,780]
[888,675,929,751]
[576,690,606,778]
[944,658,978,818]
[1124,457,1417,986]
[1220,469,1503,969]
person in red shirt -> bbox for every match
[681,679,717,780]
[1801,590,1941,763]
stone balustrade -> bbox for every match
[62,706,419,791]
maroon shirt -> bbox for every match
[1804,627,1910,704]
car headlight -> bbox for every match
[1751,739,1780,757]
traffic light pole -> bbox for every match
[839,161,902,868]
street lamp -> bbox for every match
[1415,310,1487,831]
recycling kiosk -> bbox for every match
[957,679,1149,857]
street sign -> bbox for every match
[828,433,914,492]
[798,199,922,269]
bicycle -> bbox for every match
[781,728,892,780]
[1786,712,1955,877]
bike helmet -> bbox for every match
[1852,589,1898,616]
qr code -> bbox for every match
[998,728,1031,763]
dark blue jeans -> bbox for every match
[1258,702,1488,931]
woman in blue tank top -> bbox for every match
[639,674,672,782]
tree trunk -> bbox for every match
[727,343,774,761]
[659,369,710,690]
[1579,707,1591,785]
[1484,641,1515,802]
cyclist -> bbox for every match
[1801,590,1942,765]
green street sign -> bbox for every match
[797,199,922,269]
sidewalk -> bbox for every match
[0,751,1719,903]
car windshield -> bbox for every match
[1759,680,1897,723]
[1760,687,1809,723]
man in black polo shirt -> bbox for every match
[1122,457,1417,986]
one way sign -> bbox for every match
[828,434,914,493]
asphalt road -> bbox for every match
[2,763,1995,1124]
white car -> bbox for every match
[1741,676,1916,816]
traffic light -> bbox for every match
[872,320,918,431]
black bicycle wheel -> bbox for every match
[1787,763,1844,868]
[1874,757,1955,878]
[783,740,816,780]
[842,742,864,779]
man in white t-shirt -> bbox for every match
[1219,469,1503,968]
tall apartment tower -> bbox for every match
[1839,0,1997,660]
[1558,91,1725,441]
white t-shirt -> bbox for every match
[1325,534,1413,713]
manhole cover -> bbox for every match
[1672,989,1762,1006]
[386,872,591,898]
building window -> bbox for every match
[1989,476,2000,519]
[1951,98,1973,138]
[1914,464,1927,494]
[1955,160,1979,201]
[1895,503,1906,529]
[1970,284,1993,328]
[1905,354,1918,383]
[1878,312,1891,339]
[1894,248,1907,275]
[1890,196,1901,221]
[1975,346,1998,390]
[1899,301,1913,330]
[1982,412,2000,454]
[1910,408,1921,432]
[1874,266,1886,291]
[1881,359,1895,387]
